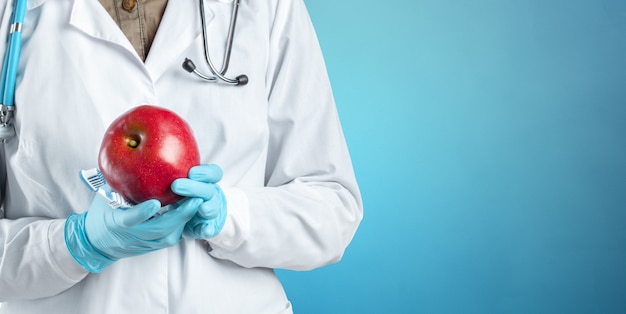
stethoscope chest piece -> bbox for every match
[0,106,15,143]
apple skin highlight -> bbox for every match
[98,105,201,206]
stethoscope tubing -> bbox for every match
[184,0,247,86]
[1,0,28,108]
[211,0,239,76]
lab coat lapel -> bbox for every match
[145,0,214,82]
[68,0,138,60]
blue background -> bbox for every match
[276,0,626,313]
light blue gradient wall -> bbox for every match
[276,1,626,313]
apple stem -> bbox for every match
[129,139,138,148]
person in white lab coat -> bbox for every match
[0,0,363,313]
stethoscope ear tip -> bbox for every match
[182,58,197,73]
[236,75,248,86]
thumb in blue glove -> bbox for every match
[171,164,227,239]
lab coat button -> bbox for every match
[122,0,136,12]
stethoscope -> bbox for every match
[0,0,26,143]
[182,0,248,86]
[0,0,247,143]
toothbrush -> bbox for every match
[79,168,134,209]
[78,168,106,191]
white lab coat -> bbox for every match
[0,0,363,312]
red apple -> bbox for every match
[98,105,200,206]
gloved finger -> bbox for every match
[171,179,217,201]
[183,222,199,239]
[184,215,206,237]
[198,197,221,219]
[167,197,187,212]
[141,198,202,235]
[188,164,223,183]
[193,221,221,239]
[158,224,187,247]
[184,215,219,239]
[113,199,162,227]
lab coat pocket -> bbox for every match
[5,138,59,218]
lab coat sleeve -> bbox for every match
[1,146,88,302]
[208,0,363,270]
[0,217,89,301]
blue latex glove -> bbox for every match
[171,164,227,239]
[65,191,202,273]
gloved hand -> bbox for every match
[65,191,202,273]
[171,164,227,239]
